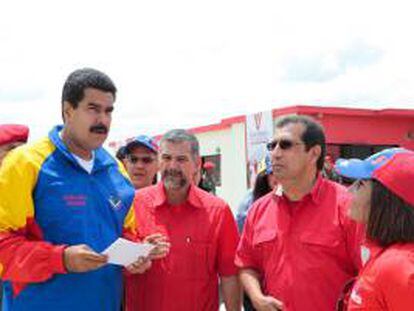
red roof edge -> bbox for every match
[155,105,414,137]
[272,105,414,117]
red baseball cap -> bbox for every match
[0,124,29,146]
[373,152,414,207]
[336,148,414,207]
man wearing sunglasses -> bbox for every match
[122,135,159,190]
[236,115,363,311]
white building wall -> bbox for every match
[195,122,248,212]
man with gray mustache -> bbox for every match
[125,129,241,311]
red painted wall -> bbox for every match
[305,113,414,151]
[274,106,414,151]
[183,105,414,151]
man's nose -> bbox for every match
[135,160,145,168]
[97,111,111,126]
[169,158,183,170]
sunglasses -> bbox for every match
[127,155,156,164]
[266,139,304,151]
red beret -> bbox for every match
[0,124,29,146]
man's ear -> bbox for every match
[195,156,202,169]
[62,101,74,123]
[310,145,322,165]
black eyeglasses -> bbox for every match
[266,139,304,151]
[127,155,156,164]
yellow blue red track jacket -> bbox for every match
[0,125,136,311]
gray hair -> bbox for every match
[160,129,200,158]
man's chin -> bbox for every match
[133,183,145,189]
[89,140,106,150]
[163,179,187,191]
[89,134,108,146]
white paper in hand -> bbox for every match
[102,238,155,267]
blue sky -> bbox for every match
[1,0,413,143]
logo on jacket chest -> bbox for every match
[63,195,87,207]
[108,195,124,211]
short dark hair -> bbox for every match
[160,129,200,159]
[367,180,414,247]
[253,171,273,202]
[274,114,326,170]
[61,68,117,120]
[116,146,127,161]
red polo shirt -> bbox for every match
[125,183,239,311]
[347,243,414,310]
[235,176,363,311]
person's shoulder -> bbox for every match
[320,177,348,193]
[194,186,225,205]
[247,191,276,218]
[0,137,56,188]
[135,184,159,200]
[254,191,275,205]
[320,177,351,204]
[378,244,414,266]
[190,187,234,217]
[6,136,55,166]
[133,185,162,218]
[373,244,414,283]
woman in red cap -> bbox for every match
[335,148,414,310]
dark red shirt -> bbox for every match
[125,183,239,311]
[235,176,363,311]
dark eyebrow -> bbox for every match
[87,102,114,112]
[176,155,189,160]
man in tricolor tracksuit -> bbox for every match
[0,68,149,311]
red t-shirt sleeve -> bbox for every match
[216,205,239,276]
[234,203,260,271]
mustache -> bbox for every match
[89,124,108,134]
[163,169,184,178]
[163,169,188,188]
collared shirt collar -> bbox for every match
[274,174,324,205]
[153,182,204,209]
